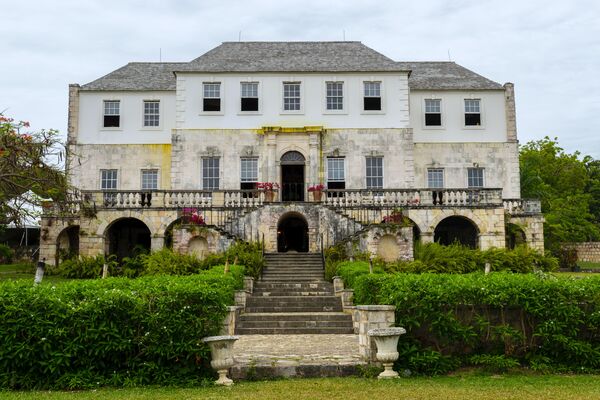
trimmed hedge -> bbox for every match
[350,272,600,374]
[0,267,243,389]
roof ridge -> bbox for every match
[220,40,362,43]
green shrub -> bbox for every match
[54,255,116,279]
[349,272,600,374]
[0,244,14,264]
[0,271,240,389]
[336,261,384,289]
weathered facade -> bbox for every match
[41,41,543,265]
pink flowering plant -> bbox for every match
[308,183,325,192]
[257,182,280,191]
[181,207,206,225]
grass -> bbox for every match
[0,263,69,283]
[2,376,600,400]
[578,261,600,270]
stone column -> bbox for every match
[504,83,517,143]
[266,133,277,183]
[66,84,80,176]
[420,232,434,244]
[151,235,165,252]
[308,132,320,186]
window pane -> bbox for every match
[104,101,120,115]
[364,82,381,97]
[425,99,441,113]
[143,101,160,127]
[427,168,444,188]
[465,113,481,126]
[464,99,480,113]
[202,158,220,190]
[203,83,221,98]
[364,97,381,111]
[327,158,345,182]
[467,168,484,188]
[101,169,117,190]
[283,83,301,111]
[240,158,258,182]
[241,82,258,98]
[326,82,343,110]
[366,157,383,189]
[141,170,158,190]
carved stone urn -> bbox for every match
[368,327,406,379]
[202,335,239,386]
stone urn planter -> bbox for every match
[368,327,406,379]
[202,335,239,386]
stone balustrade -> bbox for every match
[503,198,542,215]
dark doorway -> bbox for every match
[506,223,527,249]
[106,218,151,261]
[56,226,80,265]
[277,214,309,252]
[281,151,305,201]
[434,216,479,249]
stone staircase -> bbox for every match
[236,252,354,335]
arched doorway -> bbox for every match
[281,151,305,201]
[506,223,527,249]
[434,216,479,249]
[277,213,309,252]
[56,226,80,265]
[105,218,151,261]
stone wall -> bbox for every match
[564,242,600,263]
[172,226,234,257]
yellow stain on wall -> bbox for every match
[132,144,172,190]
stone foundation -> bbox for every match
[563,242,600,263]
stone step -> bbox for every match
[262,268,324,272]
[260,277,324,282]
[235,327,354,335]
[246,296,341,307]
[254,282,333,288]
[238,312,350,321]
[253,291,334,296]
[237,319,352,329]
[244,305,343,313]
[261,273,324,278]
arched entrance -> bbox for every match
[277,213,309,252]
[105,218,151,261]
[56,226,80,264]
[281,151,305,201]
[434,216,479,249]
[506,223,527,249]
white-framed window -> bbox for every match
[464,99,481,126]
[467,167,484,188]
[202,157,220,190]
[240,157,258,190]
[283,82,301,111]
[103,100,120,127]
[424,99,442,126]
[427,168,444,188]
[203,82,221,112]
[366,157,383,189]
[363,81,381,111]
[327,157,346,190]
[143,100,160,127]
[240,82,259,112]
[100,169,118,190]
[141,169,158,190]
[326,81,343,111]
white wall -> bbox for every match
[176,72,410,129]
[77,91,175,144]
[410,90,508,143]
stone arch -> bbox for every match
[277,146,307,162]
[104,217,151,261]
[56,225,80,264]
[428,210,487,235]
[277,211,309,252]
[434,215,480,249]
[96,211,157,237]
[506,223,527,249]
[188,237,209,259]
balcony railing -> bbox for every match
[503,198,542,215]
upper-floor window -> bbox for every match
[103,100,120,127]
[464,99,481,126]
[363,81,381,111]
[203,83,221,112]
[240,157,258,190]
[141,169,158,190]
[202,157,220,190]
[327,157,346,190]
[427,168,444,188]
[283,82,301,111]
[366,157,383,189]
[241,82,259,112]
[467,167,484,188]
[326,82,344,111]
[424,99,442,126]
[100,169,118,190]
[143,100,160,127]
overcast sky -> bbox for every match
[2,0,598,158]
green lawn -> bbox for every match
[0,263,68,283]
[2,376,600,400]
[578,261,600,270]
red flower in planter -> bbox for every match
[308,184,325,192]
[257,182,280,191]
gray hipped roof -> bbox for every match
[80,42,504,91]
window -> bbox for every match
[425,99,442,126]
[103,100,120,127]
[363,81,381,111]
[141,169,158,190]
[203,83,221,112]
[327,157,346,189]
[427,168,444,188]
[240,82,259,112]
[283,82,301,111]
[464,99,481,126]
[240,157,258,190]
[100,169,118,190]
[366,157,383,189]
[467,167,484,188]
[326,82,343,110]
[202,158,220,190]
[143,100,160,127]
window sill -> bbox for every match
[237,112,262,116]
[100,127,123,131]
[422,125,445,130]
[199,112,225,116]
[323,110,348,115]
[360,110,385,115]
[463,125,485,130]
[140,127,163,131]
[280,111,305,115]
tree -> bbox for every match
[520,137,600,254]
[0,114,68,226]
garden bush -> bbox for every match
[350,272,600,374]
[0,267,242,389]
[0,244,15,264]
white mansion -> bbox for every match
[41,41,543,264]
